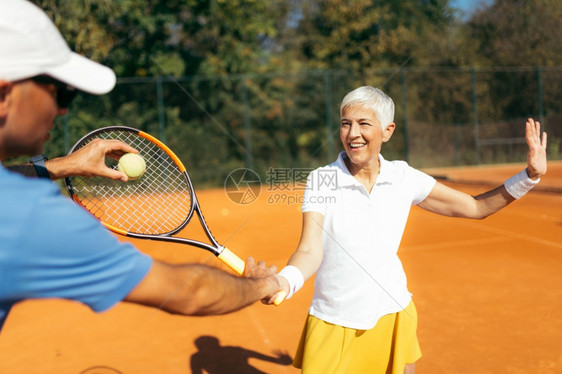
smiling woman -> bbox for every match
[339,87,396,191]
[267,85,547,374]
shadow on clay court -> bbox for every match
[189,335,293,374]
[80,366,123,374]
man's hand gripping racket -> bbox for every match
[64,126,247,274]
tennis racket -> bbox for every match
[64,125,245,275]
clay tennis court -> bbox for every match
[1,162,560,374]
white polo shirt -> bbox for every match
[302,152,436,330]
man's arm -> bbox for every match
[418,118,547,219]
[7,139,137,181]
[125,258,280,316]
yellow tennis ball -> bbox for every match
[118,153,146,180]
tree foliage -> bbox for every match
[291,0,456,70]
[466,0,562,66]
[34,0,286,76]
[17,0,561,182]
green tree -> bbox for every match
[29,0,292,176]
[466,0,562,66]
[462,0,562,125]
[34,0,286,77]
[285,0,463,162]
[292,0,456,71]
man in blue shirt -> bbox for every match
[0,0,280,333]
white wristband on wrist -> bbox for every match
[504,169,540,199]
[278,265,304,299]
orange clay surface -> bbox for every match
[0,161,561,374]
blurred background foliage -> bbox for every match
[11,0,561,186]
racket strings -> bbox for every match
[68,129,193,235]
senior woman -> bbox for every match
[267,86,547,374]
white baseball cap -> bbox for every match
[0,0,116,95]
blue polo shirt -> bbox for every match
[0,165,152,332]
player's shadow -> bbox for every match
[190,335,292,374]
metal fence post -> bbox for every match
[324,70,334,163]
[400,69,410,163]
[241,76,253,170]
[156,76,166,143]
[537,67,545,132]
[455,122,461,166]
[63,114,69,153]
[471,68,480,165]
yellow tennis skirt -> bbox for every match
[293,300,422,374]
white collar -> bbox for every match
[333,151,390,188]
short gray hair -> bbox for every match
[340,86,395,130]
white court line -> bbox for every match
[400,236,508,253]
[244,306,272,347]
[501,209,561,223]
[455,220,562,249]
[402,221,561,253]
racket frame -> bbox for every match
[64,126,245,275]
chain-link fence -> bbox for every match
[45,66,562,187]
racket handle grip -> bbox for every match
[218,247,246,276]
[273,290,288,306]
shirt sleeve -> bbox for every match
[301,169,328,215]
[2,184,152,313]
[406,165,436,205]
